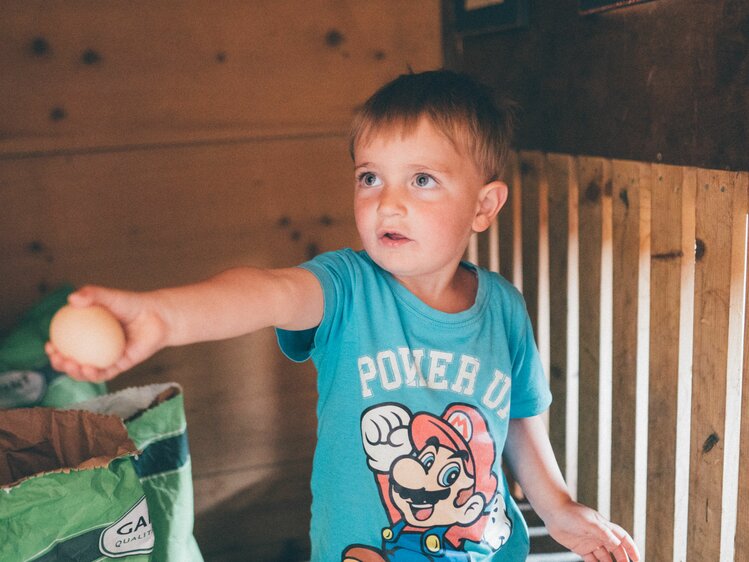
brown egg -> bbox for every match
[50,305,126,369]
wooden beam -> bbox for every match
[575,156,609,511]
[610,160,650,539]
[736,173,749,560]
[687,169,745,559]
[546,153,573,478]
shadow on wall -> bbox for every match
[195,457,314,562]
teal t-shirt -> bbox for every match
[277,249,551,561]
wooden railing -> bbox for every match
[468,152,748,561]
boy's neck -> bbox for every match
[394,264,478,314]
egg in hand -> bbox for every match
[49,305,126,369]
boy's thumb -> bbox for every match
[68,285,113,308]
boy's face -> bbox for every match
[353,117,505,289]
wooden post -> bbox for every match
[500,151,519,285]
[576,156,609,511]
[546,153,572,478]
[646,165,695,562]
[520,151,544,336]
[686,169,745,560]
[610,160,650,542]
[736,173,749,560]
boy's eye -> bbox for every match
[358,172,382,188]
[413,173,437,189]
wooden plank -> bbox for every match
[736,173,749,561]
[499,151,519,284]
[575,156,609,510]
[646,165,695,562]
[0,0,442,156]
[545,153,572,477]
[686,169,745,560]
[610,160,650,535]
[720,171,748,559]
[0,135,359,331]
[520,151,544,336]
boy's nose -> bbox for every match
[377,186,407,216]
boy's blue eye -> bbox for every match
[413,174,437,189]
[358,172,381,188]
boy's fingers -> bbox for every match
[608,523,640,561]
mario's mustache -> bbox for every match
[390,478,451,504]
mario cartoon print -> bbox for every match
[342,403,512,561]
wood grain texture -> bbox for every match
[736,174,749,560]
[610,160,649,532]
[0,0,441,156]
[519,151,544,336]
[686,169,742,560]
[645,165,694,562]
[499,151,519,284]
[546,153,572,478]
[575,156,608,510]
[0,136,358,330]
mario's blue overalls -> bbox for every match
[381,520,471,561]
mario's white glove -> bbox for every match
[361,404,413,473]
[483,493,512,550]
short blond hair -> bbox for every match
[349,70,515,182]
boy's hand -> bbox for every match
[45,286,168,383]
[544,500,640,562]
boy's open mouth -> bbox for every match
[381,231,409,242]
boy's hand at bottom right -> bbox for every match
[544,500,640,562]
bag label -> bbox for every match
[0,370,46,408]
[99,496,155,557]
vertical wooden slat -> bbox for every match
[686,169,744,560]
[736,174,749,561]
[610,160,650,537]
[498,152,522,284]
[576,156,609,510]
[646,165,695,562]
[719,172,748,559]
[520,151,544,335]
[546,153,572,477]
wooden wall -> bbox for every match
[0,2,442,560]
[447,0,749,172]
[472,152,749,561]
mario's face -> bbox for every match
[389,437,486,528]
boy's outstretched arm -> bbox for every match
[46,266,323,382]
[503,415,640,562]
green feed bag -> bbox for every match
[0,286,106,408]
[74,383,204,562]
[0,408,155,561]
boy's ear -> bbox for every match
[472,181,508,233]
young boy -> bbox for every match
[48,70,639,562]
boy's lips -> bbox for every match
[378,230,411,246]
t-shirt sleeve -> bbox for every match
[275,250,354,363]
[509,303,552,418]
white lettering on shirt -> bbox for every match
[482,369,512,419]
[427,351,453,390]
[451,354,480,396]
[358,356,377,398]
